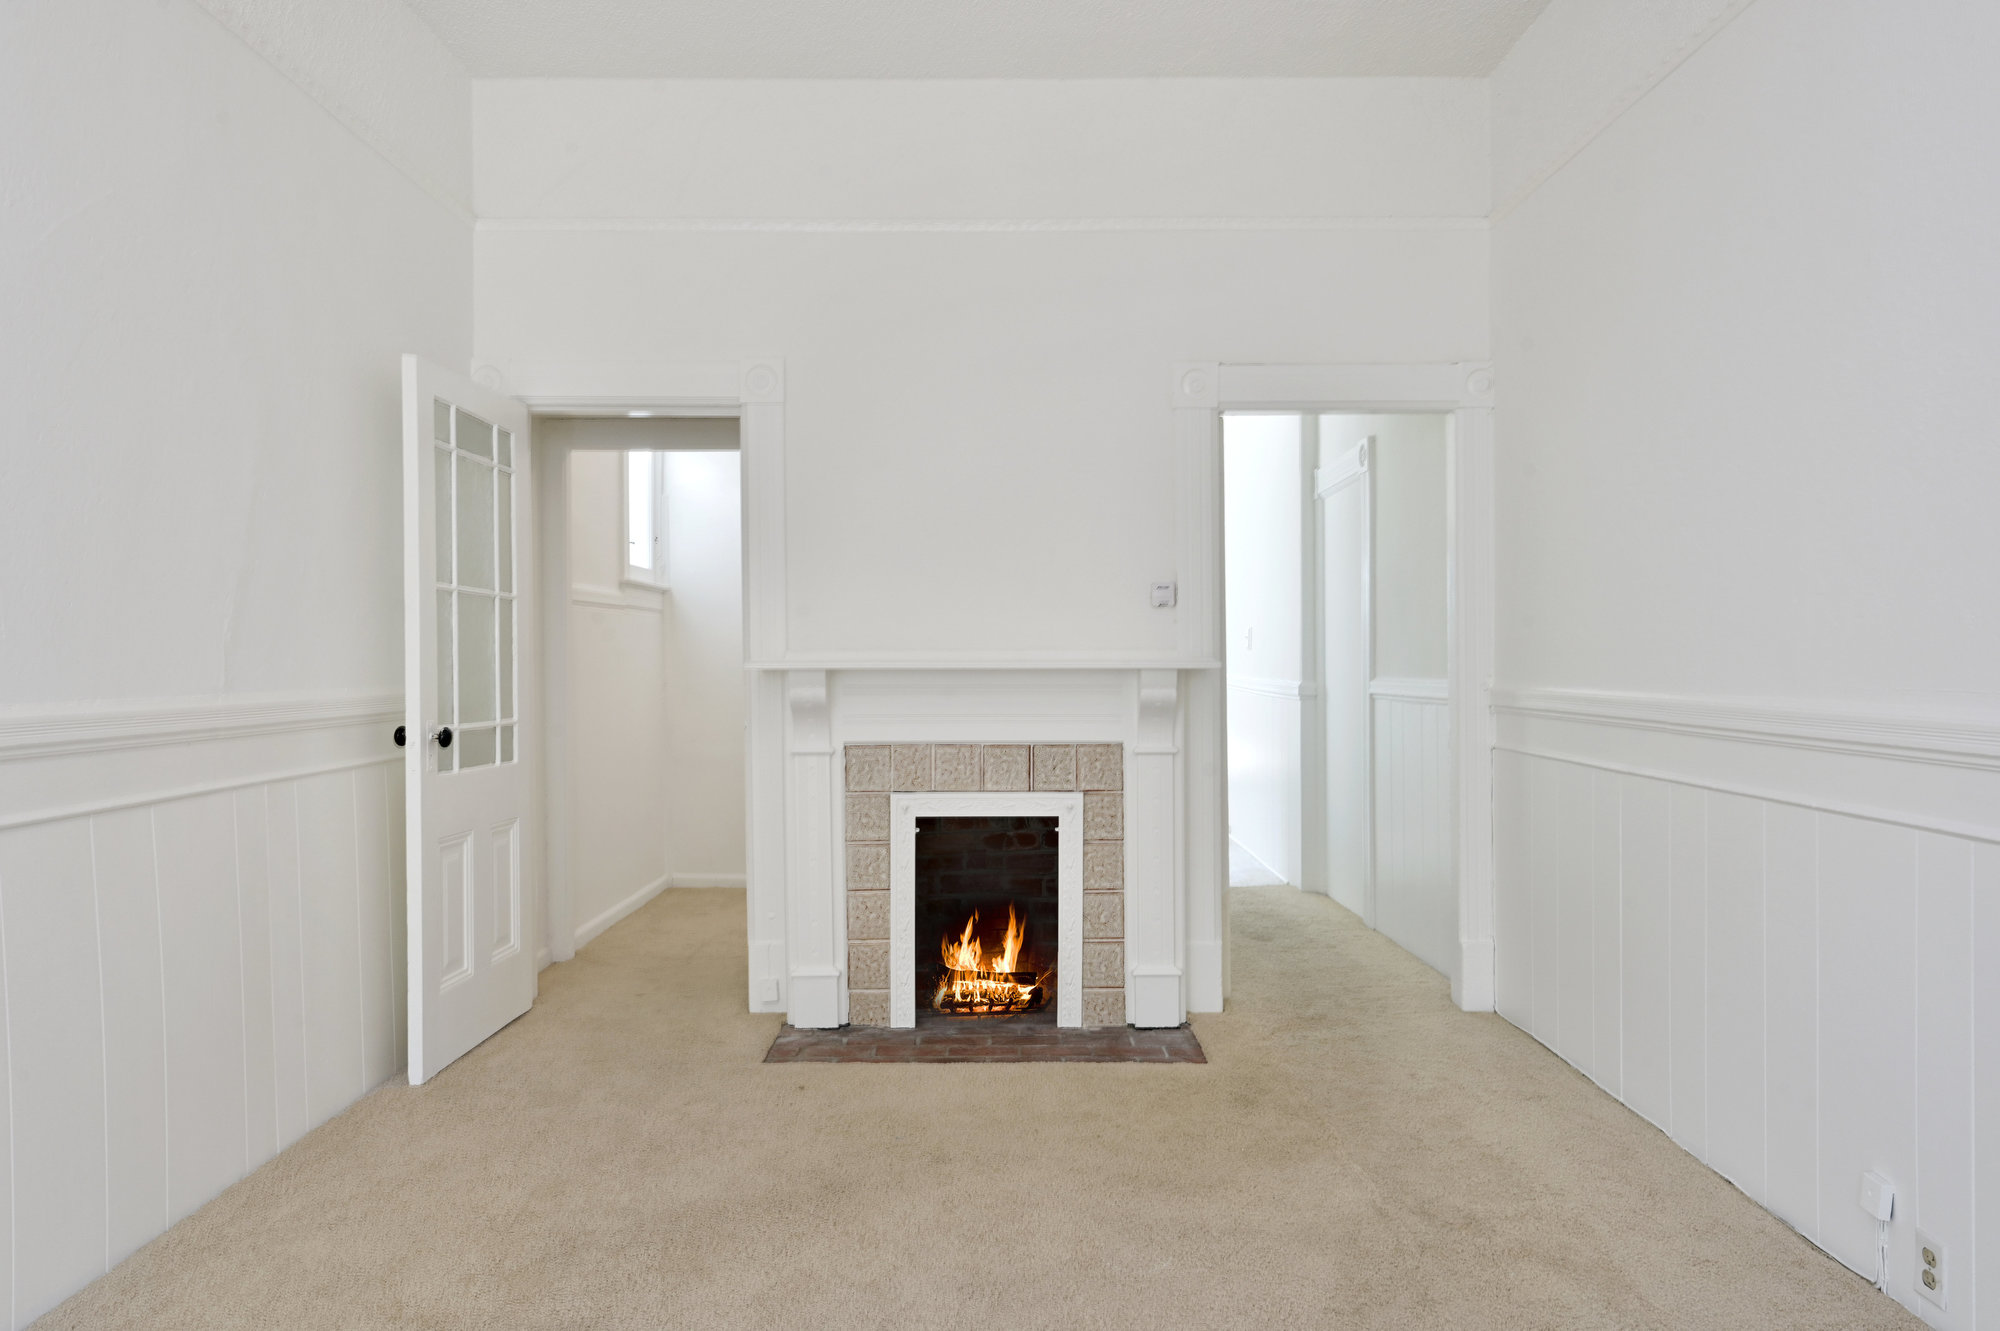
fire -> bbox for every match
[932,903,1047,1015]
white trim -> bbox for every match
[0,692,399,761]
[1495,742,2000,849]
[1370,677,1449,704]
[1227,836,1289,888]
[1224,675,1316,700]
[478,216,1489,236]
[572,872,671,951]
[747,655,1221,671]
[666,872,747,888]
[1314,438,1369,497]
[1205,362,1492,1013]
[1491,0,1761,223]
[1491,686,2000,773]
[570,583,664,612]
[186,0,472,221]
[532,365,782,976]
[0,755,397,835]
[888,791,1085,1029]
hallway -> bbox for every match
[42,888,1910,1329]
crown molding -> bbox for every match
[1491,0,1761,222]
[0,692,401,761]
[476,215,1488,236]
[190,0,473,220]
[1491,685,2000,773]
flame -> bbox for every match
[932,903,1046,1015]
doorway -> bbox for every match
[1221,408,1457,979]
[537,414,746,958]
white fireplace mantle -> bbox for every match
[757,666,1216,1031]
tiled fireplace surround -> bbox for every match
[843,742,1126,1027]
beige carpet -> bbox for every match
[42,886,1914,1330]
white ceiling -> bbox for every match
[406,0,1553,79]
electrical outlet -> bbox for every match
[1916,1229,1947,1309]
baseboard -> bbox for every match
[666,872,746,888]
[1227,836,1290,888]
[572,872,670,950]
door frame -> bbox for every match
[485,360,785,997]
[1175,362,1495,1012]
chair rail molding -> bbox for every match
[0,691,400,761]
[1371,677,1450,704]
[1491,685,2000,773]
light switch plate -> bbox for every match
[1151,581,1177,608]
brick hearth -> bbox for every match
[763,1010,1203,1063]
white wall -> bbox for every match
[565,450,671,944]
[1224,415,1303,885]
[472,79,1491,663]
[659,452,746,885]
[472,78,1491,1021]
[1490,1,1999,1323]
[563,447,745,946]
[0,1,469,1324]
[1362,416,1448,682]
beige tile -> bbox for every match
[1083,840,1124,891]
[1031,744,1076,790]
[979,745,1030,791]
[847,939,890,990]
[1083,791,1124,842]
[844,744,891,792]
[845,793,890,842]
[1082,892,1123,939]
[1083,941,1125,988]
[847,891,889,941]
[1077,743,1124,791]
[846,842,889,891]
[1081,989,1125,1029]
[890,744,933,791]
[932,744,979,791]
[848,989,890,1027]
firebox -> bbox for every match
[915,816,1058,1016]
[885,789,1086,1028]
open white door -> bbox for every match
[403,355,536,1084]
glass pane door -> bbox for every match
[434,400,518,772]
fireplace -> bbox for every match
[844,743,1125,1028]
[917,816,1059,1016]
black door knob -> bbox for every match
[394,725,406,747]
[434,726,454,748]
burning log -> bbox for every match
[931,904,1051,1016]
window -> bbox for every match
[624,450,668,588]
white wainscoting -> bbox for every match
[0,696,406,1329]
[1492,688,1996,1329]
[1370,679,1453,977]
[1226,675,1307,887]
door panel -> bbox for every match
[404,356,535,1084]
[1319,442,1370,920]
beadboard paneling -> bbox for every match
[0,752,405,1328]
[1370,689,1453,976]
[1494,746,1989,1326]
